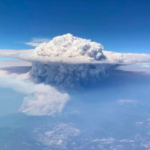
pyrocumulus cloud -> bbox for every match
[29,34,108,88]
[1,34,150,89]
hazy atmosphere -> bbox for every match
[0,0,150,150]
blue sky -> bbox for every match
[0,0,150,53]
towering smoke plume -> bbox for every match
[1,33,150,89]
[1,34,150,115]
[30,34,108,89]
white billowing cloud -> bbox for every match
[118,99,138,105]
[0,34,106,64]
[35,33,105,60]
[0,70,69,116]
[25,38,51,47]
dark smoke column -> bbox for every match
[30,34,108,89]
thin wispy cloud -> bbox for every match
[118,99,138,105]
[25,37,51,47]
